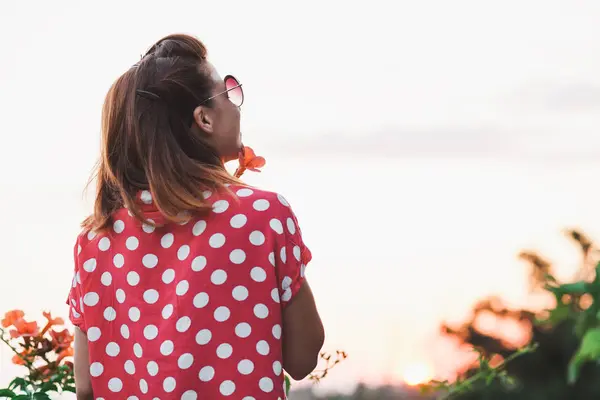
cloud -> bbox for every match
[264,125,600,163]
[507,81,600,112]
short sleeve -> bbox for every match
[66,235,86,332]
[274,195,312,307]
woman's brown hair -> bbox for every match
[84,34,240,232]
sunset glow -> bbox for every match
[401,363,435,386]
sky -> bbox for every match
[2,0,600,394]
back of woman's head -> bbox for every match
[86,34,241,232]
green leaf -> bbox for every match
[32,394,50,400]
[0,389,16,398]
[558,281,589,295]
[284,375,291,395]
[8,379,27,392]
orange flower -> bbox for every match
[234,146,266,178]
[41,311,64,335]
[2,310,24,328]
[57,346,74,363]
[50,328,73,351]
[11,348,34,365]
[9,318,39,338]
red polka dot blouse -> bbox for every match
[66,185,311,399]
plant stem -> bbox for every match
[0,327,36,373]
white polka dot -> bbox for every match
[106,342,120,357]
[178,353,194,369]
[177,211,191,224]
[195,329,212,345]
[229,249,246,264]
[220,380,236,396]
[142,254,158,268]
[161,233,174,248]
[113,254,124,268]
[277,194,289,206]
[272,324,282,339]
[281,288,292,302]
[301,264,306,277]
[144,325,159,340]
[176,316,192,332]
[236,188,254,197]
[256,340,270,355]
[286,217,296,234]
[293,245,301,261]
[235,322,251,338]
[139,379,148,393]
[251,267,267,282]
[232,285,249,301]
[259,377,274,393]
[176,280,189,296]
[237,359,254,375]
[230,214,247,228]
[129,307,141,322]
[124,360,135,375]
[77,245,81,255]
[273,360,282,375]
[127,271,140,286]
[253,199,270,211]
[120,324,130,339]
[193,292,209,308]
[104,307,117,321]
[108,377,123,392]
[214,306,231,322]
[190,256,207,272]
[199,366,215,382]
[143,289,159,304]
[271,288,280,303]
[162,304,174,319]
[282,276,293,290]
[177,245,191,260]
[87,327,101,342]
[254,304,269,319]
[280,246,287,263]
[98,237,111,251]
[84,292,99,307]
[162,269,175,284]
[90,362,104,377]
[249,231,265,246]
[160,340,174,356]
[140,190,152,204]
[147,361,159,376]
[87,230,97,240]
[126,236,139,250]
[209,233,226,248]
[202,190,212,199]
[142,220,155,233]
[101,272,112,286]
[211,270,227,285]
[134,343,143,358]
[268,252,276,266]
[269,219,283,234]
[83,258,97,272]
[163,377,176,393]
[212,200,229,213]
[242,397,256,400]
[192,220,207,236]
[113,220,125,233]
[181,390,197,400]
[217,343,233,359]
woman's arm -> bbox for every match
[282,281,325,380]
[74,327,94,400]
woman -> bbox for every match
[67,33,324,399]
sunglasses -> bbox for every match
[200,75,244,107]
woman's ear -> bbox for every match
[193,106,214,134]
